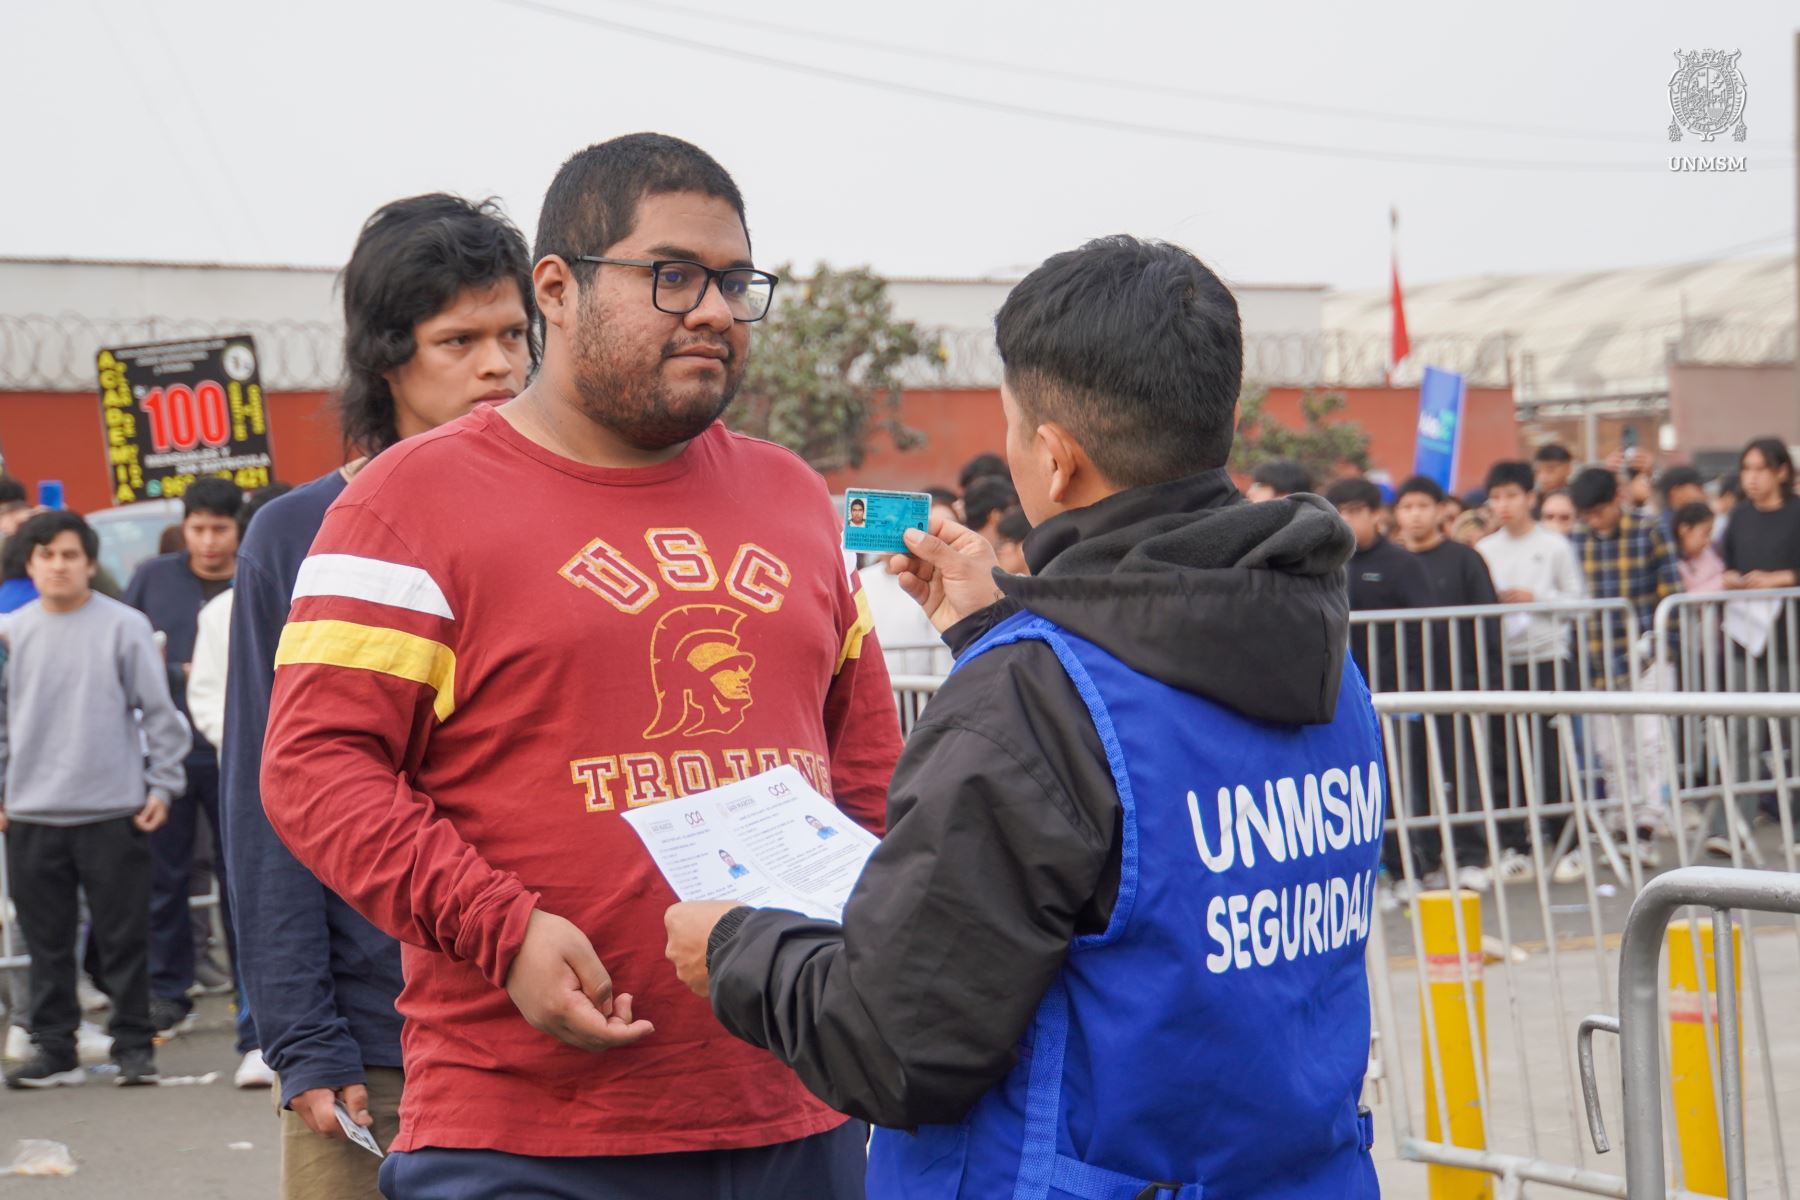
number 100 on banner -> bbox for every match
[96,335,274,504]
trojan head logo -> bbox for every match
[643,603,758,739]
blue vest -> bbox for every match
[867,612,1383,1200]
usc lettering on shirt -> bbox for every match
[549,527,873,812]
[263,408,900,1158]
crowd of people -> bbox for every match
[1303,438,1797,899]
[0,129,1790,1200]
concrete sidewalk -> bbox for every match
[1370,897,1800,1197]
[0,997,276,1198]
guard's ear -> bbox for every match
[1036,422,1090,507]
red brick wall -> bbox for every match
[0,390,349,512]
[824,385,1521,496]
[5,381,1522,512]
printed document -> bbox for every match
[621,766,877,922]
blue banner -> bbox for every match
[1413,366,1465,492]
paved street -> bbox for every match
[8,840,1800,1197]
[1,997,278,1198]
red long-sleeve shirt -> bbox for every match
[261,406,899,1156]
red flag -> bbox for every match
[1389,207,1411,373]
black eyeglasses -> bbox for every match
[571,256,779,323]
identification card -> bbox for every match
[335,1100,385,1158]
[843,489,930,555]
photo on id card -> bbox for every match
[842,489,931,555]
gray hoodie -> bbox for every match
[0,594,191,825]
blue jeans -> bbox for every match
[379,1120,870,1200]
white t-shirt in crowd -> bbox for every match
[1477,523,1586,663]
[857,561,953,678]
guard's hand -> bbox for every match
[886,513,1004,633]
[664,901,741,998]
[290,1083,371,1140]
[504,909,654,1052]
[134,793,168,833]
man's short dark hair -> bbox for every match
[183,477,244,521]
[924,485,959,508]
[1485,461,1535,494]
[16,509,98,562]
[958,453,1009,492]
[1395,475,1445,505]
[0,477,26,506]
[1325,477,1382,512]
[849,498,865,511]
[1533,443,1573,464]
[995,236,1242,489]
[996,508,1031,544]
[1251,459,1312,497]
[1569,467,1618,513]
[535,133,749,278]
[1657,466,1703,503]
[339,194,538,455]
[964,477,1019,532]
[1673,501,1715,535]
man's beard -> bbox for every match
[569,294,744,452]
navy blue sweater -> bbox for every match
[122,552,231,764]
[219,469,405,1106]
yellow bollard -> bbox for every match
[1667,918,1742,1198]
[1418,889,1491,1200]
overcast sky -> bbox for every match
[4,0,1793,291]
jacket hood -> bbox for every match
[1000,468,1355,725]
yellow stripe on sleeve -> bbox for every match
[835,587,876,675]
[275,619,458,721]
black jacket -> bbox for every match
[707,470,1356,1129]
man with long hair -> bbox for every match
[221,193,535,1199]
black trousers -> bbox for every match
[5,816,155,1058]
[1508,660,1569,850]
[148,757,232,1000]
[1382,715,1488,878]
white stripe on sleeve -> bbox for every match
[291,553,455,620]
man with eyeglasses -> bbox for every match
[260,133,898,1199]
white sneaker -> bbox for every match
[1627,837,1662,869]
[3,1023,31,1062]
[1495,849,1535,885]
[1703,835,1733,860]
[1378,877,1421,913]
[1455,866,1493,894]
[1422,869,1449,890]
[76,1021,113,1064]
[234,1048,275,1090]
[1552,850,1586,885]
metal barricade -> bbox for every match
[1579,866,1800,1200]
[889,674,944,738]
[1353,600,1654,895]
[1654,588,1800,867]
[1368,689,1800,1200]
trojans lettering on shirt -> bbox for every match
[569,747,832,812]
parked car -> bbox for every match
[87,499,183,587]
